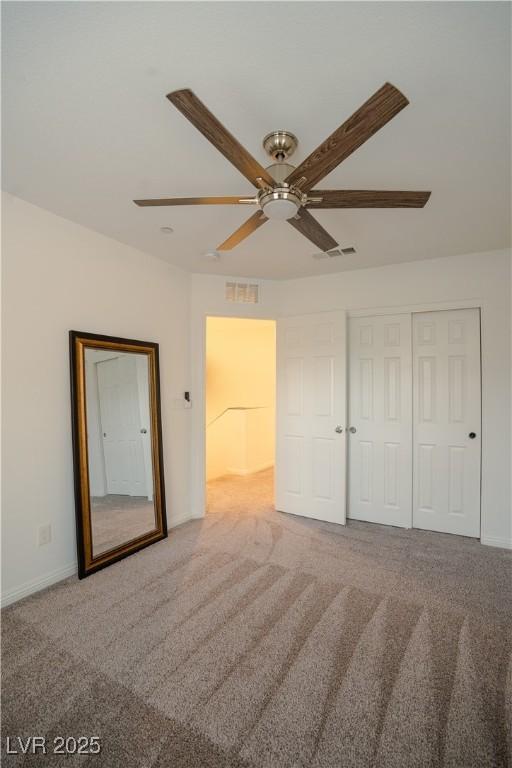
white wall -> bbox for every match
[1,193,192,605]
[190,250,511,548]
[208,408,274,480]
[3,194,510,608]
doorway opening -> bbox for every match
[205,316,276,516]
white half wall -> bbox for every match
[1,193,192,605]
[190,250,511,548]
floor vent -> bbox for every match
[225,281,259,303]
[312,246,356,260]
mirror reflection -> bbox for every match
[84,349,156,556]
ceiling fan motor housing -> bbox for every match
[266,161,295,185]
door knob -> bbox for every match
[349,427,357,434]
[469,432,477,439]
[335,426,343,433]
[140,428,147,434]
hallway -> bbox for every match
[207,468,275,520]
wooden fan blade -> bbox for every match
[285,83,409,192]
[306,190,431,208]
[288,208,338,251]
[217,210,268,251]
[167,89,275,188]
[134,196,252,207]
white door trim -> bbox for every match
[192,311,277,519]
[348,298,483,318]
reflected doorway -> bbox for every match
[205,317,276,514]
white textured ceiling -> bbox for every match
[2,2,510,279]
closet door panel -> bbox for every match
[412,309,481,537]
[348,314,412,527]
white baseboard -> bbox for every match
[169,511,200,528]
[1,561,77,609]
[481,535,512,550]
[3,519,508,609]
[1,514,198,609]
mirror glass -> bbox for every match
[84,348,157,557]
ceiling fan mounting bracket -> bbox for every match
[263,131,298,162]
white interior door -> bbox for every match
[413,309,481,537]
[348,314,412,527]
[276,311,347,524]
[97,355,148,497]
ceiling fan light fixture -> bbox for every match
[259,188,302,220]
[263,197,299,220]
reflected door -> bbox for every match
[97,355,148,497]
[348,314,412,527]
[276,311,347,524]
[412,309,481,537]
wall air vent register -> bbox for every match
[225,282,259,304]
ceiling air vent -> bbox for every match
[312,246,356,260]
[225,281,259,304]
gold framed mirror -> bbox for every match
[70,331,167,578]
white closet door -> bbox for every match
[413,309,481,537]
[276,311,347,524]
[348,314,412,527]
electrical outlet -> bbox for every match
[38,524,52,547]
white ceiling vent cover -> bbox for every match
[312,247,356,260]
[225,281,259,304]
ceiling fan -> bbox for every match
[134,83,431,252]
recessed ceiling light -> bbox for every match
[160,226,174,234]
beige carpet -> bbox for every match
[91,494,156,556]
[2,468,512,767]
